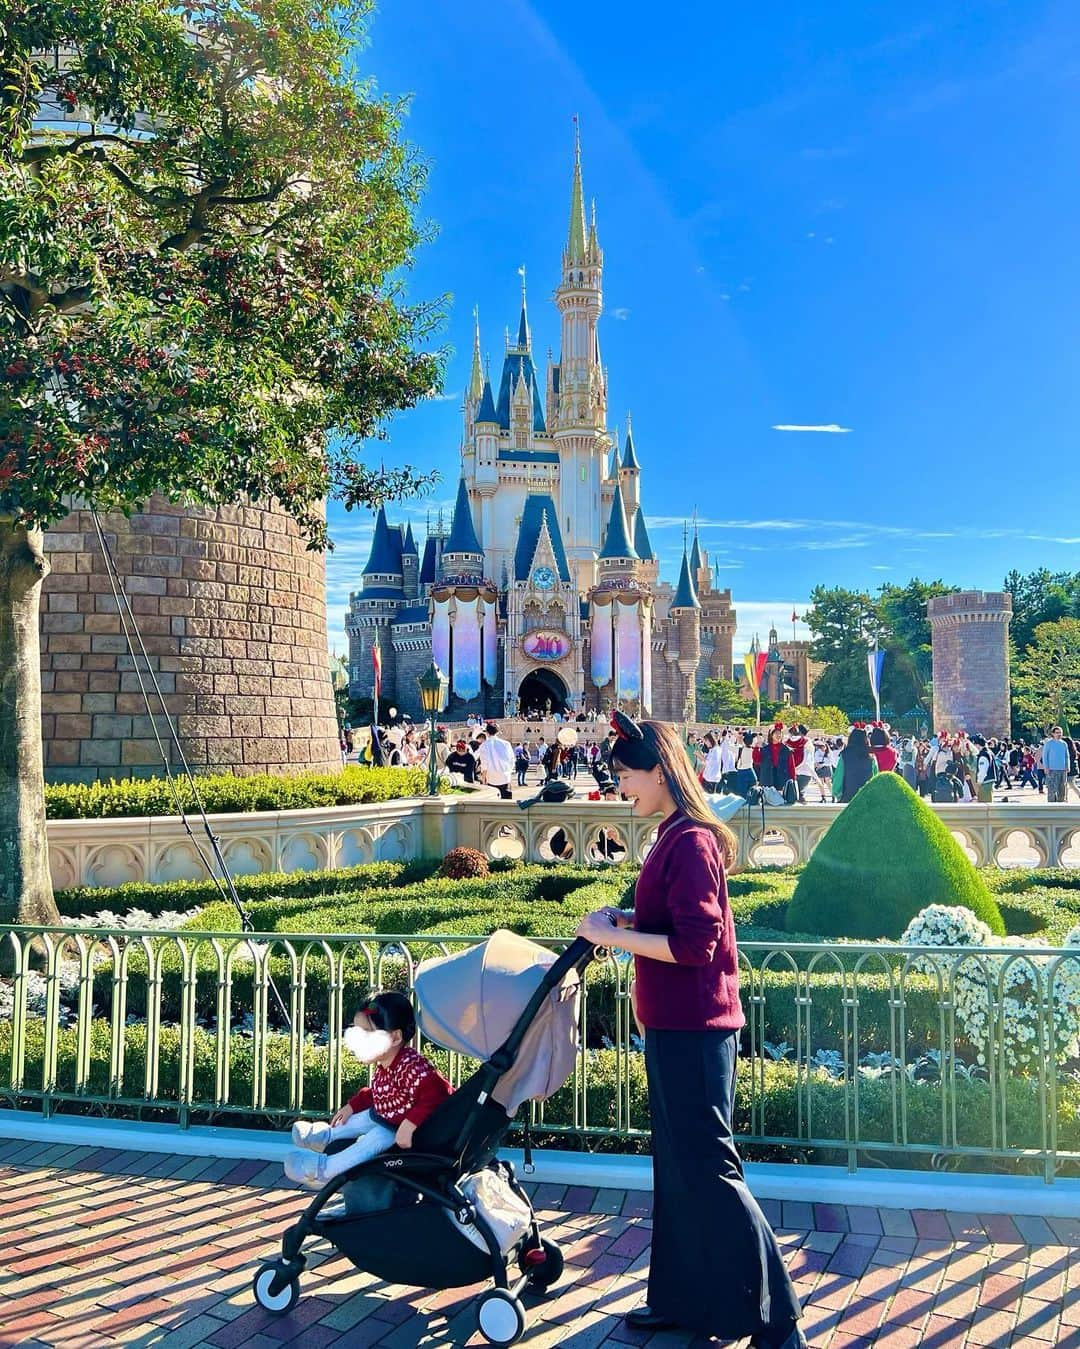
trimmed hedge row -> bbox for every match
[5,1018,1077,1170]
[45,765,445,820]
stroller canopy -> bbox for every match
[414,930,581,1116]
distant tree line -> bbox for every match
[798,571,1080,734]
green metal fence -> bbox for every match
[2,924,1079,1179]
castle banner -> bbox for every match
[590,601,612,686]
[616,598,641,697]
[453,597,481,701]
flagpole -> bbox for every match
[871,639,881,723]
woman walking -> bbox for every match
[576,715,805,1348]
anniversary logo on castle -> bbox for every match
[346,135,736,722]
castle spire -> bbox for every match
[588,197,599,256]
[671,546,700,611]
[445,476,483,558]
[516,266,530,350]
[599,480,638,561]
[622,412,640,470]
[566,117,587,264]
[689,509,702,574]
[468,307,483,402]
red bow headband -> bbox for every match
[851,721,866,730]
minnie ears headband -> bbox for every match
[609,711,660,770]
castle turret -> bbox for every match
[402,522,419,601]
[619,413,641,514]
[928,591,1013,736]
[669,546,701,721]
[598,480,637,570]
[441,476,484,577]
[554,125,606,591]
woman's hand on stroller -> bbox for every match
[576,909,627,945]
[330,1103,354,1128]
[395,1119,417,1149]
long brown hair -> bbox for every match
[611,719,737,869]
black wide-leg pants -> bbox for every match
[644,1028,802,1340]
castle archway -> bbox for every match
[518,668,570,717]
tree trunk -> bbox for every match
[0,519,59,926]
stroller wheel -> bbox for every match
[518,1238,564,1291]
[475,1288,527,1345]
[252,1262,301,1315]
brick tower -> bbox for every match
[40,497,342,782]
[927,590,1013,737]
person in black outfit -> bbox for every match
[444,739,477,782]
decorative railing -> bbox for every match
[3,925,1079,1179]
[46,797,1080,890]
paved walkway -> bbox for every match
[1,1139,1078,1347]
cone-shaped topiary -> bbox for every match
[786,772,1005,940]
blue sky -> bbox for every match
[325,0,1080,659]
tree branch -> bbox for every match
[21,131,141,166]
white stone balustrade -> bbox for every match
[45,796,1080,889]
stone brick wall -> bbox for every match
[40,497,342,782]
[928,590,1013,738]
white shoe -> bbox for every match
[284,1149,327,1188]
[291,1119,333,1152]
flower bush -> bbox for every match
[901,904,1080,1070]
[438,847,490,880]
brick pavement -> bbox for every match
[1,1140,1078,1347]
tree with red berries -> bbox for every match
[0,0,443,924]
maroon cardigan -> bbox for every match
[632,811,744,1032]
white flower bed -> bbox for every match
[901,905,1080,1071]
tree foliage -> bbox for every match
[804,579,953,718]
[779,704,849,735]
[1,0,443,538]
[1004,569,1080,656]
[1012,618,1080,734]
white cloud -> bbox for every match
[772,424,852,433]
[611,307,631,320]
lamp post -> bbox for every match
[416,662,448,796]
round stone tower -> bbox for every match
[927,590,1013,738]
[39,496,342,782]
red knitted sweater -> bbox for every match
[347,1045,451,1127]
[632,812,744,1032]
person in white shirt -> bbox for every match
[476,722,516,800]
[702,735,724,792]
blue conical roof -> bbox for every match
[363,505,403,578]
[671,548,699,610]
[445,477,483,557]
[622,424,640,471]
[476,376,497,424]
[419,535,438,585]
[689,531,702,575]
[517,298,530,349]
[599,481,637,560]
[403,522,418,556]
[633,509,654,561]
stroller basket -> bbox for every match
[253,936,596,1346]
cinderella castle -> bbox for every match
[346,135,736,722]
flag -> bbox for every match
[744,637,768,695]
[372,638,382,701]
[791,609,798,624]
[868,647,885,702]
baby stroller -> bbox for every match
[253,931,595,1346]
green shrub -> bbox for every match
[45,765,443,820]
[786,774,1004,940]
[55,858,438,920]
[6,1019,1078,1170]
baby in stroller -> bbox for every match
[284,992,451,1188]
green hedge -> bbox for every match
[6,1019,1077,1170]
[787,774,1004,940]
[45,765,444,820]
[55,858,439,920]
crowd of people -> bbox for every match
[684,722,1080,805]
[349,712,1080,809]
